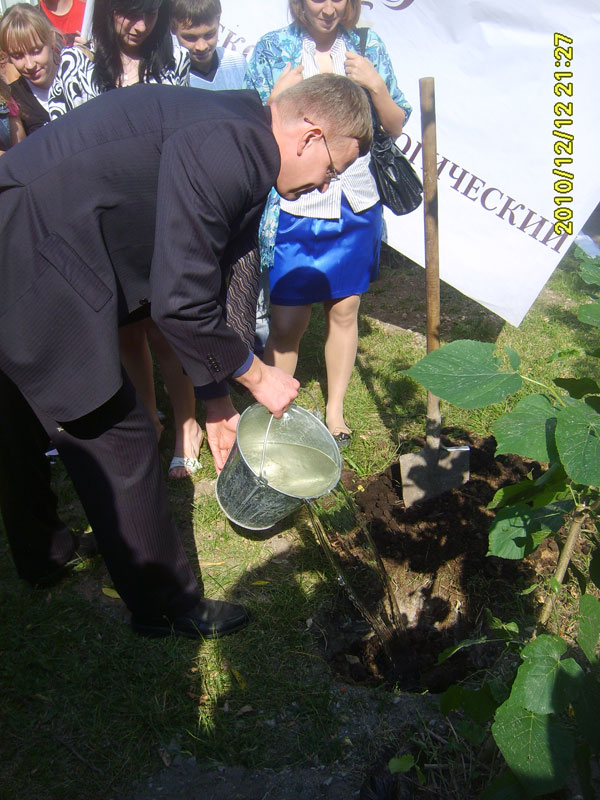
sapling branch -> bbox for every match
[538,508,587,628]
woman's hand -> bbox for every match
[345,51,406,139]
[267,63,304,103]
[344,51,382,94]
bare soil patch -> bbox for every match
[361,244,505,342]
[312,433,555,694]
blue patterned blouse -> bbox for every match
[244,23,412,271]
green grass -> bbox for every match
[1,242,597,799]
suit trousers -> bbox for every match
[0,369,202,619]
[0,370,77,583]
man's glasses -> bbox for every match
[304,118,340,182]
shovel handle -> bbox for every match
[420,76,439,356]
[420,77,442,450]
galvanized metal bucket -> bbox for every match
[215,402,342,530]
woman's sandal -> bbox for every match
[168,428,204,478]
[168,456,202,477]
[331,428,352,450]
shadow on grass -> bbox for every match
[0,509,360,800]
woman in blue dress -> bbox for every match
[245,0,411,446]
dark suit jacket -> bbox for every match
[0,84,279,421]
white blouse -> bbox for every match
[49,43,190,119]
[279,32,379,220]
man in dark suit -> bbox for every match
[0,74,372,638]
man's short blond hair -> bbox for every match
[272,73,372,156]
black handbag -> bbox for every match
[358,29,423,216]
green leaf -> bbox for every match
[511,635,583,714]
[455,719,486,745]
[488,677,512,705]
[488,480,539,510]
[388,754,414,774]
[492,700,575,796]
[440,680,499,723]
[531,462,569,497]
[531,502,571,532]
[578,594,600,665]
[481,770,525,800]
[488,464,570,511]
[437,636,488,664]
[555,401,600,485]
[548,576,562,595]
[487,505,534,559]
[548,346,586,362]
[578,250,600,286]
[461,683,500,724]
[506,346,521,371]
[440,684,462,715]
[554,377,600,399]
[589,549,600,590]
[487,503,566,559]
[578,302,600,327]
[493,394,557,462]
[520,583,538,596]
[405,340,522,409]
[485,608,520,640]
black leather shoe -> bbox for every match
[131,598,251,640]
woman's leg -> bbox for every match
[263,303,312,374]
[118,319,163,440]
[323,295,361,436]
[145,321,203,479]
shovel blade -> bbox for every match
[399,445,470,508]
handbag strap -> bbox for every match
[356,28,382,131]
[357,27,369,57]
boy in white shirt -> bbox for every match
[171,0,247,90]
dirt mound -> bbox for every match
[312,433,550,692]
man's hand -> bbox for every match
[235,356,299,417]
[204,396,240,473]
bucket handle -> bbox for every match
[257,387,322,482]
[258,413,275,482]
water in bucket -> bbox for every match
[216,403,342,530]
[241,441,339,497]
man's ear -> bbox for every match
[297,124,322,157]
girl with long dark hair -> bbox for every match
[49,0,189,115]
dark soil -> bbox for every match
[310,432,557,694]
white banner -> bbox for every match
[219,0,600,326]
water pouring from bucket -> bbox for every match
[215,402,342,530]
[216,400,406,659]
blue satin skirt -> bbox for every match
[270,197,383,306]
